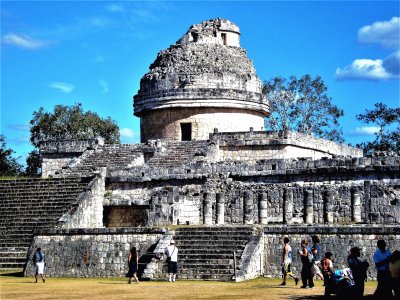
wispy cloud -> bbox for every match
[358,16,400,49]
[349,126,380,136]
[106,3,125,13]
[49,82,75,93]
[120,128,138,144]
[99,79,109,94]
[2,33,53,49]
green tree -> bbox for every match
[356,102,400,153]
[0,135,23,176]
[262,75,344,143]
[29,103,120,148]
[25,150,42,176]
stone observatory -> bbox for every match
[134,18,269,142]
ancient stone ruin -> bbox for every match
[0,18,399,281]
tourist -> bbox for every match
[280,237,299,286]
[33,247,45,283]
[373,239,392,298]
[347,246,369,299]
[164,240,178,282]
[311,235,324,284]
[126,246,140,284]
[389,250,400,297]
[321,251,334,297]
[299,239,313,289]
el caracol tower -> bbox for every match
[0,19,398,282]
[134,18,269,142]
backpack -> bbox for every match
[306,247,314,263]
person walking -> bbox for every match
[311,235,324,284]
[164,240,178,282]
[347,246,369,299]
[280,237,299,286]
[33,247,45,283]
[373,239,392,298]
[126,246,140,284]
[299,239,313,289]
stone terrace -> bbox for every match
[0,177,92,269]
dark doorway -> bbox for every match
[221,33,227,45]
[181,123,192,141]
[103,205,148,227]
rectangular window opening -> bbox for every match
[221,33,227,46]
[181,123,192,141]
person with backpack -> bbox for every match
[164,240,178,282]
[32,247,45,283]
[321,252,335,297]
[298,239,314,289]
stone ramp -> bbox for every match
[173,226,254,281]
[0,177,92,269]
[146,140,209,168]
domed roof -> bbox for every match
[133,18,269,116]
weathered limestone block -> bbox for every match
[324,188,334,224]
[203,192,214,225]
[352,190,362,223]
[283,188,293,224]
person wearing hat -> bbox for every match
[347,246,369,299]
[164,239,178,282]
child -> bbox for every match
[321,252,334,296]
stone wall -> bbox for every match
[262,226,400,279]
[24,228,164,277]
[140,107,264,142]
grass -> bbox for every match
[0,270,378,300]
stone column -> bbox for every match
[351,190,362,223]
[304,189,314,225]
[203,192,214,225]
[216,192,225,225]
[323,189,334,224]
[244,190,254,225]
[283,188,293,224]
[364,181,371,223]
[258,193,268,225]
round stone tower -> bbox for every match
[134,18,269,142]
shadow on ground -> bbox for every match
[292,296,377,299]
[0,270,24,277]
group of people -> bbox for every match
[126,239,179,284]
[280,236,400,298]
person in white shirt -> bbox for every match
[280,237,299,286]
[373,239,392,298]
[164,240,178,282]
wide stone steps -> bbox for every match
[0,177,90,270]
[171,227,253,281]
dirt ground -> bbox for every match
[1,270,378,300]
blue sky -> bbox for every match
[1,1,399,163]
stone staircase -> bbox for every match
[0,177,91,269]
[173,227,254,281]
[64,144,144,176]
[146,140,209,168]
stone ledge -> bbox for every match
[262,225,400,235]
[34,227,167,236]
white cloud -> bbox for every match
[106,3,124,13]
[335,57,397,80]
[2,33,53,49]
[120,128,139,143]
[99,79,109,94]
[120,128,135,138]
[49,82,75,93]
[382,51,400,75]
[350,126,380,136]
[358,17,400,49]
